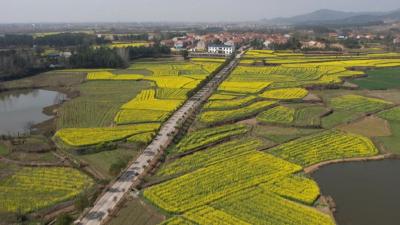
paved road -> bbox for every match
[76,51,243,225]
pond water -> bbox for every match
[0,89,66,135]
[312,160,400,225]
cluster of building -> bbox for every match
[159,32,290,55]
[394,36,400,45]
[325,31,388,41]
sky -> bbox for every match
[0,0,399,23]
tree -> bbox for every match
[181,50,189,59]
[34,33,109,47]
[341,38,362,49]
[55,213,74,225]
[74,192,90,212]
[128,45,171,59]
[212,39,223,45]
[0,34,33,48]
[271,37,301,50]
[69,47,125,68]
[109,158,129,176]
[250,39,264,49]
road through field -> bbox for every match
[76,51,244,225]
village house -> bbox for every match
[174,40,185,49]
[196,40,207,51]
[224,40,235,47]
[263,40,272,48]
[301,41,326,49]
[160,40,174,48]
[208,44,235,55]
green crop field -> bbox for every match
[319,94,393,128]
[352,67,400,90]
[378,107,400,122]
[293,105,331,127]
[0,143,9,156]
[377,107,400,154]
[329,94,392,113]
[254,125,322,143]
[79,148,139,178]
[107,199,163,225]
[57,80,151,128]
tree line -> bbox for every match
[68,44,171,68]
[0,33,109,48]
[128,44,171,59]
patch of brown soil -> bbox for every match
[337,115,392,137]
[255,124,300,135]
[315,196,336,219]
[304,154,392,174]
[303,93,322,102]
[366,90,400,104]
[342,81,359,89]
[237,118,258,125]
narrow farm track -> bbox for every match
[76,52,244,225]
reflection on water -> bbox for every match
[0,89,66,135]
[312,160,400,225]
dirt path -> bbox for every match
[0,157,66,167]
[304,153,393,174]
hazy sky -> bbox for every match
[0,0,399,23]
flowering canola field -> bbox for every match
[56,60,223,149]
[143,51,399,225]
[269,130,378,166]
[55,123,161,147]
[0,167,93,213]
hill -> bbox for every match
[261,9,400,26]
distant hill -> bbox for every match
[261,9,400,26]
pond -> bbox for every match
[312,160,400,225]
[0,89,66,135]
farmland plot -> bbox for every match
[329,94,392,113]
[144,152,302,213]
[257,106,295,125]
[55,123,160,147]
[158,138,262,176]
[204,96,258,110]
[0,167,93,213]
[172,124,249,154]
[269,130,379,167]
[199,101,276,124]
[259,88,308,100]
[209,188,334,225]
